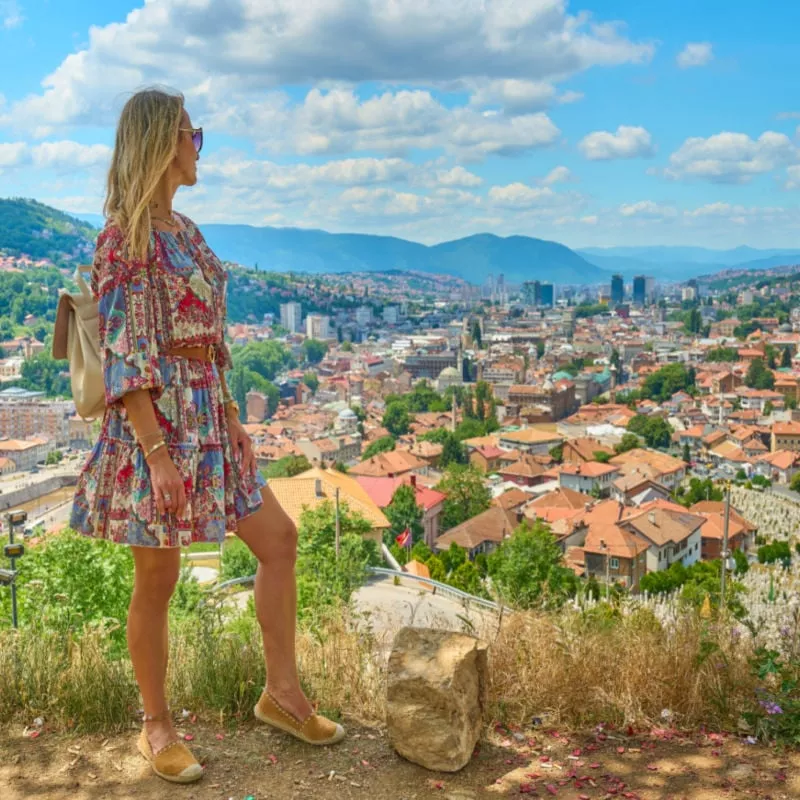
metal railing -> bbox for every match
[210,567,502,613]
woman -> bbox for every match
[70,88,344,785]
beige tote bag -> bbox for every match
[52,266,106,420]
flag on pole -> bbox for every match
[395,528,411,548]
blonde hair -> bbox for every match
[104,87,185,260]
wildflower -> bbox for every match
[758,700,783,715]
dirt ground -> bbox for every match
[2,718,799,800]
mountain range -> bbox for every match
[2,198,800,286]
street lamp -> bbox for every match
[3,509,27,628]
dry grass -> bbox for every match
[488,606,757,731]
[0,601,760,736]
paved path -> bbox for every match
[353,576,497,637]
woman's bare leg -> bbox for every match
[128,545,181,752]
[236,485,312,721]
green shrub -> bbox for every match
[220,537,259,581]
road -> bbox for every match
[353,576,497,637]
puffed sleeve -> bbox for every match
[91,226,165,405]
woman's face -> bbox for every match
[174,109,199,187]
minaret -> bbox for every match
[451,392,457,433]
[610,364,617,404]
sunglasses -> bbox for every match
[179,126,203,154]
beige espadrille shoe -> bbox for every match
[254,690,345,746]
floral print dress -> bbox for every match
[70,213,266,548]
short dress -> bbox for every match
[70,213,267,548]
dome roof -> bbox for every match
[338,408,357,419]
[438,366,461,378]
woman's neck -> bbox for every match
[149,181,176,218]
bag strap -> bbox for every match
[73,266,93,301]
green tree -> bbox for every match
[450,561,485,596]
[764,400,774,416]
[220,538,258,581]
[340,340,353,352]
[385,484,424,545]
[678,477,723,506]
[487,520,577,609]
[745,357,775,390]
[264,455,311,479]
[302,338,328,364]
[782,347,793,368]
[45,449,63,465]
[615,433,641,454]
[470,319,483,349]
[549,444,564,462]
[682,443,691,463]
[436,464,491,530]
[383,401,411,437]
[440,432,469,468]
[303,372,319,393]
[295,501,380,617]
[362,435,396,460]
[706,347,739,363]
[627,415,673,449]
[594,450,612,464]
[641,364,695,401]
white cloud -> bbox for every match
[578,125,655,160]
[676,42,713,69]
[540,166,573,185]
[785,165,800,190]
[557,90,584,105]
[469,79,556,114]
[1,0,23,29]
[580,215,598,225]
[209,87,560,160]
[487,182,582,215]
[619,200,677,218]
[0,140,111,172]
[433,166,483,188]
[777,111,800,121]
[665,131,796,183]
[1,0,654,136]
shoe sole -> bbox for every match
[137,739,204,784]
[253,703,346,746]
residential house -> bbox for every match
[267,467,390,544]
[469,444,506,474]
[497,427,563,455]
[771,421,800,452]
[754,450,800,484]
[689,501,757,560]
[609,448,687,489]
[562,437,615,465]
[498,455,549,487]
[355,473,446,547]
[434,506,518,559]
[558,461,620,497]
[348,449,429,478]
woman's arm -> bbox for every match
[121,389,186,518]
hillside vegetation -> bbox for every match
[0,198,97,265]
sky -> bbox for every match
[1,0,800,250]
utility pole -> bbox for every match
[720,480,731,609]
[334,486,341,559]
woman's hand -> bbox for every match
[228,413,256,475]
[147,447,187,517]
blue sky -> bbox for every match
[2,0,800,249]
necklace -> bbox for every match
[150,212,177,228]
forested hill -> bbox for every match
[0,198,97,265]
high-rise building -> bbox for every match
[632,275,646,306]
[280,301,302,333]
[355,306,372,328]
[540,282,554,307]
[383,305,400,325]
[522,281,540,306]
[610,274,624,306]
[645,276,656,304]
[306,314,331,340]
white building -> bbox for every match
[383,306,400,325]
[280,302,302,333]
[306,314,331,340]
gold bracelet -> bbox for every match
[138,430,164,445]
[144,440,167,460]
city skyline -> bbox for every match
[1,1,800,249]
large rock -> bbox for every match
[387,627,488,772]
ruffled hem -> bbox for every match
[70,436,266,548]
